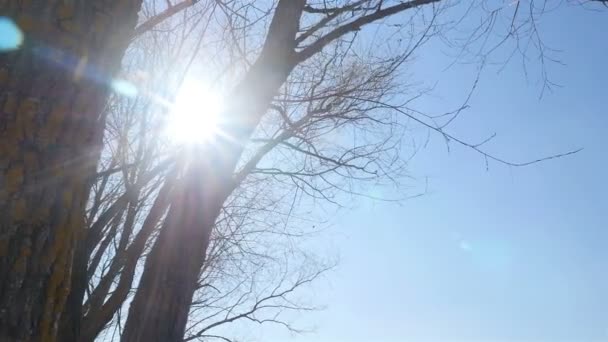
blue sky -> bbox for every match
[260,4,607,342]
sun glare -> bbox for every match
[165,78,223,145]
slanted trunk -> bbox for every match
[121,1,306,340]
[121,151,222,342]
[0,1,142,341]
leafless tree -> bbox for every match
[1,1,605,341]
[118,1,602,341]
[50,5,334,341]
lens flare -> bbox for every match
[0,17,23,51]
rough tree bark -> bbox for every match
[0,1,143,341]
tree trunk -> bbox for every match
[0,1,142,341]
[121,1,306,340]
[121,151,223,342]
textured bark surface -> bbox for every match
[0,1,142,341]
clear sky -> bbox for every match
[257,4,607,342]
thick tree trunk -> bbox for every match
[121,1,306,340]
[0,1,142,341]
[121,151,223,342]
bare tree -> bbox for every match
[120,0,604,341]
[45,6,333,341]
[1,1,605,341]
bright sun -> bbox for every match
[165,78,224,145]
